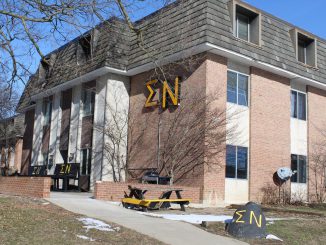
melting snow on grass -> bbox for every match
[76,235,96,241]
[139,213,292,224]
[77,217,120,232]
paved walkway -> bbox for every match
[46,192,246,245]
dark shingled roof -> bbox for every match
[17,0,326,112]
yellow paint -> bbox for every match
[235,210,246,223]
[121,198,191,207]
[65,164,71,174]
[145,79,158,107]
[162,77,179,109]
[250,211,262,227]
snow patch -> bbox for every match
[139,213,293,224]
[76,235,95,241]
[266,234,283,241]
[77,217,120,232]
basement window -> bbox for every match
[297,33,316,67]
[235,4,261,45]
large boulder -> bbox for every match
[226,202,267,239]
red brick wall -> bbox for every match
[203,53,227,205]
[250,67,291,202]
[307,86,326,202]
[94,181,202,203]
[0,177,51,198]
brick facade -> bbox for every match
[249,68,291,202]
[0,177,51,198]
[307,86,326,202]
[94,181,201,203]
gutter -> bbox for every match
[26,42,326,106]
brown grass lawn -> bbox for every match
[199,204,326,245]
[0,195,165,245]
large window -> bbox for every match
[81,148,92,175]
[291,154,307,184]
[226,145,248,179]
[81,88,95,117]
[227,70,249,106]
[291,90,306,121]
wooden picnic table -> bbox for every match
[122,185,191,211]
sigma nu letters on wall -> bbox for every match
[145,77,180,109]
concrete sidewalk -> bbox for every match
[46,192,246,245]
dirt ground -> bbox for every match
[0,194,166,245]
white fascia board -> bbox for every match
[204,42,326,91]
[28,42,326,104]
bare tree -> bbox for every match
[0,0,176,92]
[310,140,326,203]
[157,88,235,185]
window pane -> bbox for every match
[237,14,249,41]
[298,93,306,120]
[238,74,248,106]
[237,147,248,179]
[226,145,236,178]
[299,155,307,183]
[227,71,237,104]
[81,150,87,175]
[291,154,298,183]
[298,40,306,63]
[291,91,297,118]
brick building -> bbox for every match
[0,115,24,174]
[17,0,326,205]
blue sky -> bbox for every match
[243,0,326,39]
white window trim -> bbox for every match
[291,89,307,121]
[226,145,249,180]
[291,154,307,184]
[227,69,250,107]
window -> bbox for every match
[297,33,316,67]
[291,90,306,120]
[43,98,52,126]
[42,153,49,166]
[291,154,307,184]
[81,88,95,117]
[236,13,249,41]
[77,35,92,64]
[234,4,260,45]
[81,149,92,175]
[227,71,249,106]
[226,145,248,179]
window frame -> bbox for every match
[227,69,250,107]
[236,12,250,42]
[80,148,92,176]
[226,144,248,180]
[291,154,307,184]
[81,88,95,118]
[291,89,307,121]
[42,99,52,126]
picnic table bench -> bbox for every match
[52,163,80,192]
[122,185,191,211]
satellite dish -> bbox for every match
[273,167,296,186]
